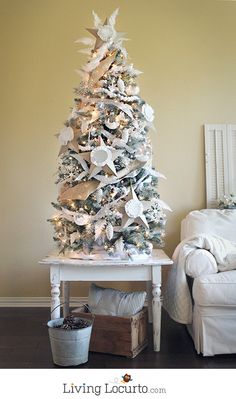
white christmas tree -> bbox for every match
[49,9,170,259]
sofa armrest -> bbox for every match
[185,249,218,278]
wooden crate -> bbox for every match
[72,306,148,358]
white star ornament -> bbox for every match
[89,137,122,178]
[120,187,150,229]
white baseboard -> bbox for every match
[0,297,88,307]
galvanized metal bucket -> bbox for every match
[47,317,93,367]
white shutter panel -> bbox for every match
[204,124,236,208]
[227,124,236,195]
[204,124,227,208]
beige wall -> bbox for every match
[1,0,236,297]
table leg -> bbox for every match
[50,265,61,320]
[146,281,153,323]
[152,266,162,351]
[63,281,70,317]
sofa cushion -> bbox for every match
[181,209,236,242]
[193,270,236,306]
[185,249,218,278]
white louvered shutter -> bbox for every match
[227,124,236,195]
[204,124,236,208]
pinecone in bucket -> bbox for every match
[56,315,90,330]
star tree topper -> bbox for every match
[87,18,109,51]
[86,9,120,51]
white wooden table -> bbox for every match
[40,249,172,352]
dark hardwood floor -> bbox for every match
[0,307,236,368]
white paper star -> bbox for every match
[72,137,122,181]
[89,137,122,178]
[119,187,150,229]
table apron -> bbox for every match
[59,265,155,281]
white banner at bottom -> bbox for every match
[0,369,235,399]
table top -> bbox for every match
[39,249,173,267]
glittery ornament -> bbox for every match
[105,223,114,240]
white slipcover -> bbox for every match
[181,209,236,242]
[181,209,236,356]
[193,270,236,307]
[163,234,236,324]
[186,249,217,278]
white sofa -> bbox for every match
[181,209,236,356]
